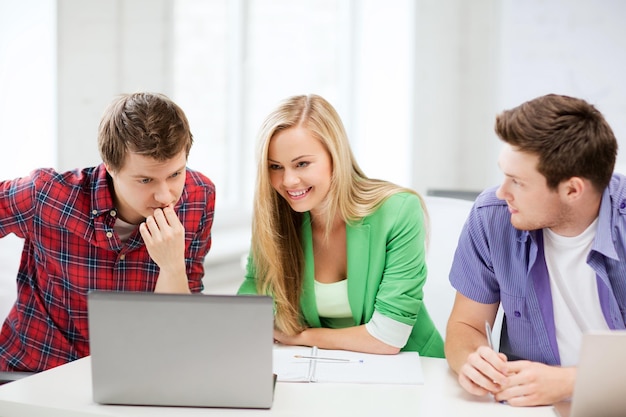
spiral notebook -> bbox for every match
[273,345,424,384]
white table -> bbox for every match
[0,356,557,417]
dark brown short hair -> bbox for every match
[495,94,617,191]
[98,92,193,172]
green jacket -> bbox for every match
[238,192,444,358]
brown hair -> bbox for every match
[98,92,193,172]
[495,94,617,192]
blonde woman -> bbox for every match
[238,94,443,357]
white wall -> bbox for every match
[411,0,501,193]
[498,0,626,175]
[0,1,56,178]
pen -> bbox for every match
[485,320,506,402]
[485,320,495,350]
[294,355,364,363]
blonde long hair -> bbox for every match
[251,94,429,334]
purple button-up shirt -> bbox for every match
[450,174,626,365]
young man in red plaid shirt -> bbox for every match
[0,92,216,372]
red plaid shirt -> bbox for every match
[0,164,215,372]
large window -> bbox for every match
[172,0,415,235]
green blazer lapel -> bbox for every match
[300,213,321,327]
[346,221,371,324]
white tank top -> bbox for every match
[314,279,352,318]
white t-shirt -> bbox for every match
[543,218,609,366]
[113,216,137,243]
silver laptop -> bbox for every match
[553,330,626,417]
[87,291,275,409]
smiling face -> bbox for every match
[495,143,567,232]
[106,150,188,224]
[268,126,333,217]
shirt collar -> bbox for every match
[592,186,619,260]
[90,164,117,218]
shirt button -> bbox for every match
[92,210,98,215]
[514,311,521,318]
[110,210,117,217]
[620,201,626,209]
[120,254,126,261]
[106,231,113,238]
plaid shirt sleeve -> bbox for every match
[181,169,216,293]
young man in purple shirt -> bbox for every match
[445,94,626,407]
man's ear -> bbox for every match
[104,164,116,179]
[560,177,585,201]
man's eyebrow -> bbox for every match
[170,164,187,174]
[497,161,519,180]
[130,164,187,179]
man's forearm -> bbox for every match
[445,321,487,372]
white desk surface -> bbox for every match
[0,356,557,417]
